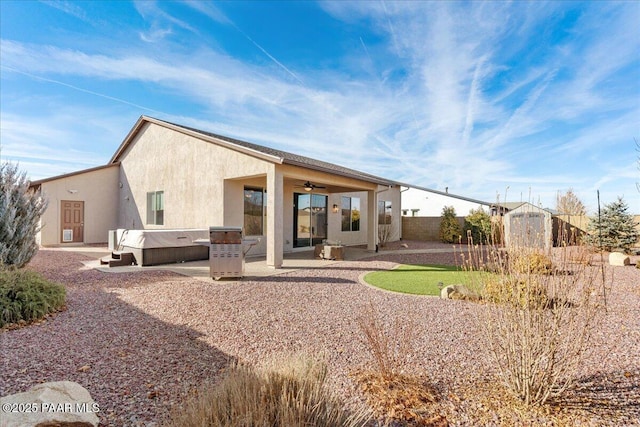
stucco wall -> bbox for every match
[38,165,119,246]
[327,186,401,246]
[117,122,272,230]
[327,191,369,246]
[108,121,402,256]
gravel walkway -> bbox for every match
[1,245,639,426]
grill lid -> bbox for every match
[209,226,243,244]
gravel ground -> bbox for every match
[1,244,639,426]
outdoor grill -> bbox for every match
[207,226,259,279]
[209,226,243,279]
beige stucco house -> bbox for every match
[30,116,401,268]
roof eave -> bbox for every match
[402,183,491,206]
[283,158,397,187]
[28,162,121,187]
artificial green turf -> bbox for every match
[363,264,483,296]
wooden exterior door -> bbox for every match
[61,201,84,243]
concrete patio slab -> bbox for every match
[71,245,376,282]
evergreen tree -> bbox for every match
[439,206,462,243]
[464,207,492,244]
[0,162,48,268]
[585,196,639,253]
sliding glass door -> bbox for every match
[293,193,327,248]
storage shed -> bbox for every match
[503,203,553,249]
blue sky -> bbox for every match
[1,1,639,214]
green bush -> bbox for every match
[0,269,66,328]
[463,207,492,244]
[439,206,462,243]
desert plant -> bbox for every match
[377,223,396,248]
[356,301,414,380]
[439,206,462,243]
[510,251,554,275]
[164,354,370,427]
[0,162,48,268]
[463,241,605,406]
[0,269,66,328]
[463,207,492,244]
[585,196,639,253]
[355,302,443,425]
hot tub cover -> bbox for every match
[119,229,209,249]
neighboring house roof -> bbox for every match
[403,184,491,206]
[492,201,554,214]
[110,116,398,187]
[491,202,526,211]
[28,162,120,188]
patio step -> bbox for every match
[100,251,136,267]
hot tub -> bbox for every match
[118,229,209,266]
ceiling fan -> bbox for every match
[296,181,327,192]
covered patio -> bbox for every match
[225,161,400,269]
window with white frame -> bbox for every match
[341,196,360,232]
[146,191,164,225]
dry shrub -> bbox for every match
[464,240,607,406]
[483,276,548,309]
[355,301,444,426]
[354,372,444,426]
[356,300,413,380]
[378,223,396,248]
[563,245,594,266]
[510,251,553,275]
[164,354,370,427]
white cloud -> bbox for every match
[134,0,198,43]
[40,0,89,22]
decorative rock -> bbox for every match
[609,252,630,266]
[440,284,480,301]
[0,381,99,427]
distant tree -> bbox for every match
[0,162,48,268]
[463,207,492,244]
[556,189,586,215]
[585,196,639,253]
[439,206,462,243]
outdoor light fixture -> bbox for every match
[304,184,313,192]
[332,204,339,213]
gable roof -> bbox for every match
[110,116,398,187]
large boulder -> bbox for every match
[0,381,99,427]
[440,284,480,301]
[609,252,630,266]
